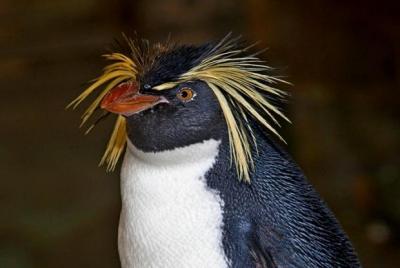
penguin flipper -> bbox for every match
[250,223,306,268]
[250,246,277,268]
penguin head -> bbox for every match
[68,34,289,181]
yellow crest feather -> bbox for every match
[67,52,136,171]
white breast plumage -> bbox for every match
[118,139,229,268]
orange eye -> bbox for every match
[177,87,195,102]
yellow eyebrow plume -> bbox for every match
[67,52,136,171]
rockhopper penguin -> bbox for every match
[68,35,361,267]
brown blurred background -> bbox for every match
[1,0,399,267]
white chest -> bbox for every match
[118,139,228,268]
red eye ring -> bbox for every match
[177,87,195,102]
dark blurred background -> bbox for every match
[1,0,399,267]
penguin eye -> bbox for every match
[177,87,196,102]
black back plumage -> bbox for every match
[205,124,360,267]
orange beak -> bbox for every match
[100,82,168,116]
